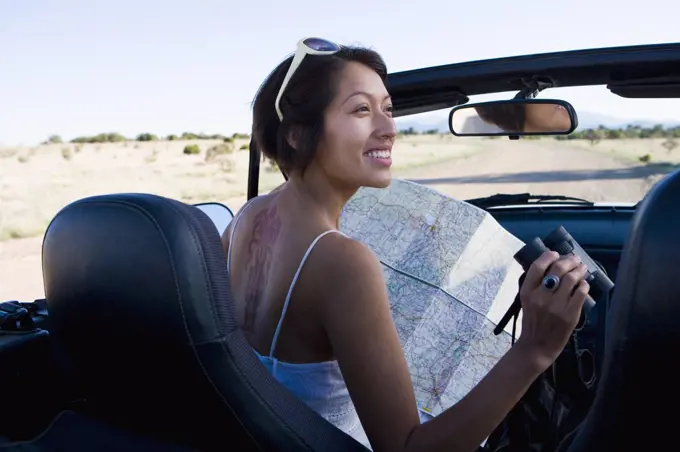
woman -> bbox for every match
[475,102,572,133]
[222,37,589,452]
[475,103,525,133]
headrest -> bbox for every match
[565,168,680,450]
[43,193,366,451]
[44,193,231,355]
[43,193,242,448]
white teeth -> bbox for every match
[365,150,391,159]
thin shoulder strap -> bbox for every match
[268,229,347,358]
[226,198,258,275]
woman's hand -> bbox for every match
[515,251,590,370]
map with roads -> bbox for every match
[340,178,525,418]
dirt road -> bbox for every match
[397,139,672,202]
[1,140,675,302]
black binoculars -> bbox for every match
[494,225,615,336]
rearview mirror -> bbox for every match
[448,99,578,137]
[194,202,234,236]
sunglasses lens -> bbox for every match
[303,37,340,52]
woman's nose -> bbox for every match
[378,116,397,139]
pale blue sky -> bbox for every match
[1,0,678,145]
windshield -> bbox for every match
[393,86,680,205]
[1,85,678,303]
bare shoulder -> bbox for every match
[310,233,384,289]
[306,233,388,338]
[316,232,379,264]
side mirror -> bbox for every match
[194,202,235,236]
[448,99,578,137]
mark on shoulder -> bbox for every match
[242,201,282,331]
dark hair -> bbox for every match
[252,45,387,176]
[475,103,526,132]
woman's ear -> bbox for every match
[286,126,301,150]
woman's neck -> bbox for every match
[284,172,358,229]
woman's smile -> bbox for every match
[363,147,393,167]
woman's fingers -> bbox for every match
[554,263,588,299]
[524,251,560,289]
[567,279,590,315]
[546,255,582,280]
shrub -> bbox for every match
[146,148,159,163]
[183,144,200,155]
[662,138,678,153]
[136,133,158,142]
[71,133,127,143]
[219,159,235,172]
[205,142,234,162]
[0,149,17,159]
[61,147,73,160]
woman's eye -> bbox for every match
[354,104,393,114]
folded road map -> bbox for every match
[340,178,525,418]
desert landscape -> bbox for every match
[1,133,679,302]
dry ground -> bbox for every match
[0,134,482,301]
[1,135,677,302]
[404,137,680,202]
[556,138,680,165]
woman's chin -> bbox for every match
[361,173,392,189]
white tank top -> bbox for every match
[226,199,372,449]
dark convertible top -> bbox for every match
[387,43,680,116]
[247,42,680,198]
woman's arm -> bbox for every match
[314,237,548,452]
[404,341,544,451]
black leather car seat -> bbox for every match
[563,168,680,451]
[41,193,369,452]
[0,410,199,452]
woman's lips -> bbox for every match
[364,148,392,167]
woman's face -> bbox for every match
[313,61,397,190]
[523,103,572,133]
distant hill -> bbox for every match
[395,116,450,133]
[395,111,680,134]
[575,111,680,130]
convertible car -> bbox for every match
[1,43,680,451]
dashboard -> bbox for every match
[488,205,636,283]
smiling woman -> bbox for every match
[226,39,397,449]
[221,37,590,452]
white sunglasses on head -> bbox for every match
[274,37,341,122]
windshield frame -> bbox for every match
[246,42,680,200]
